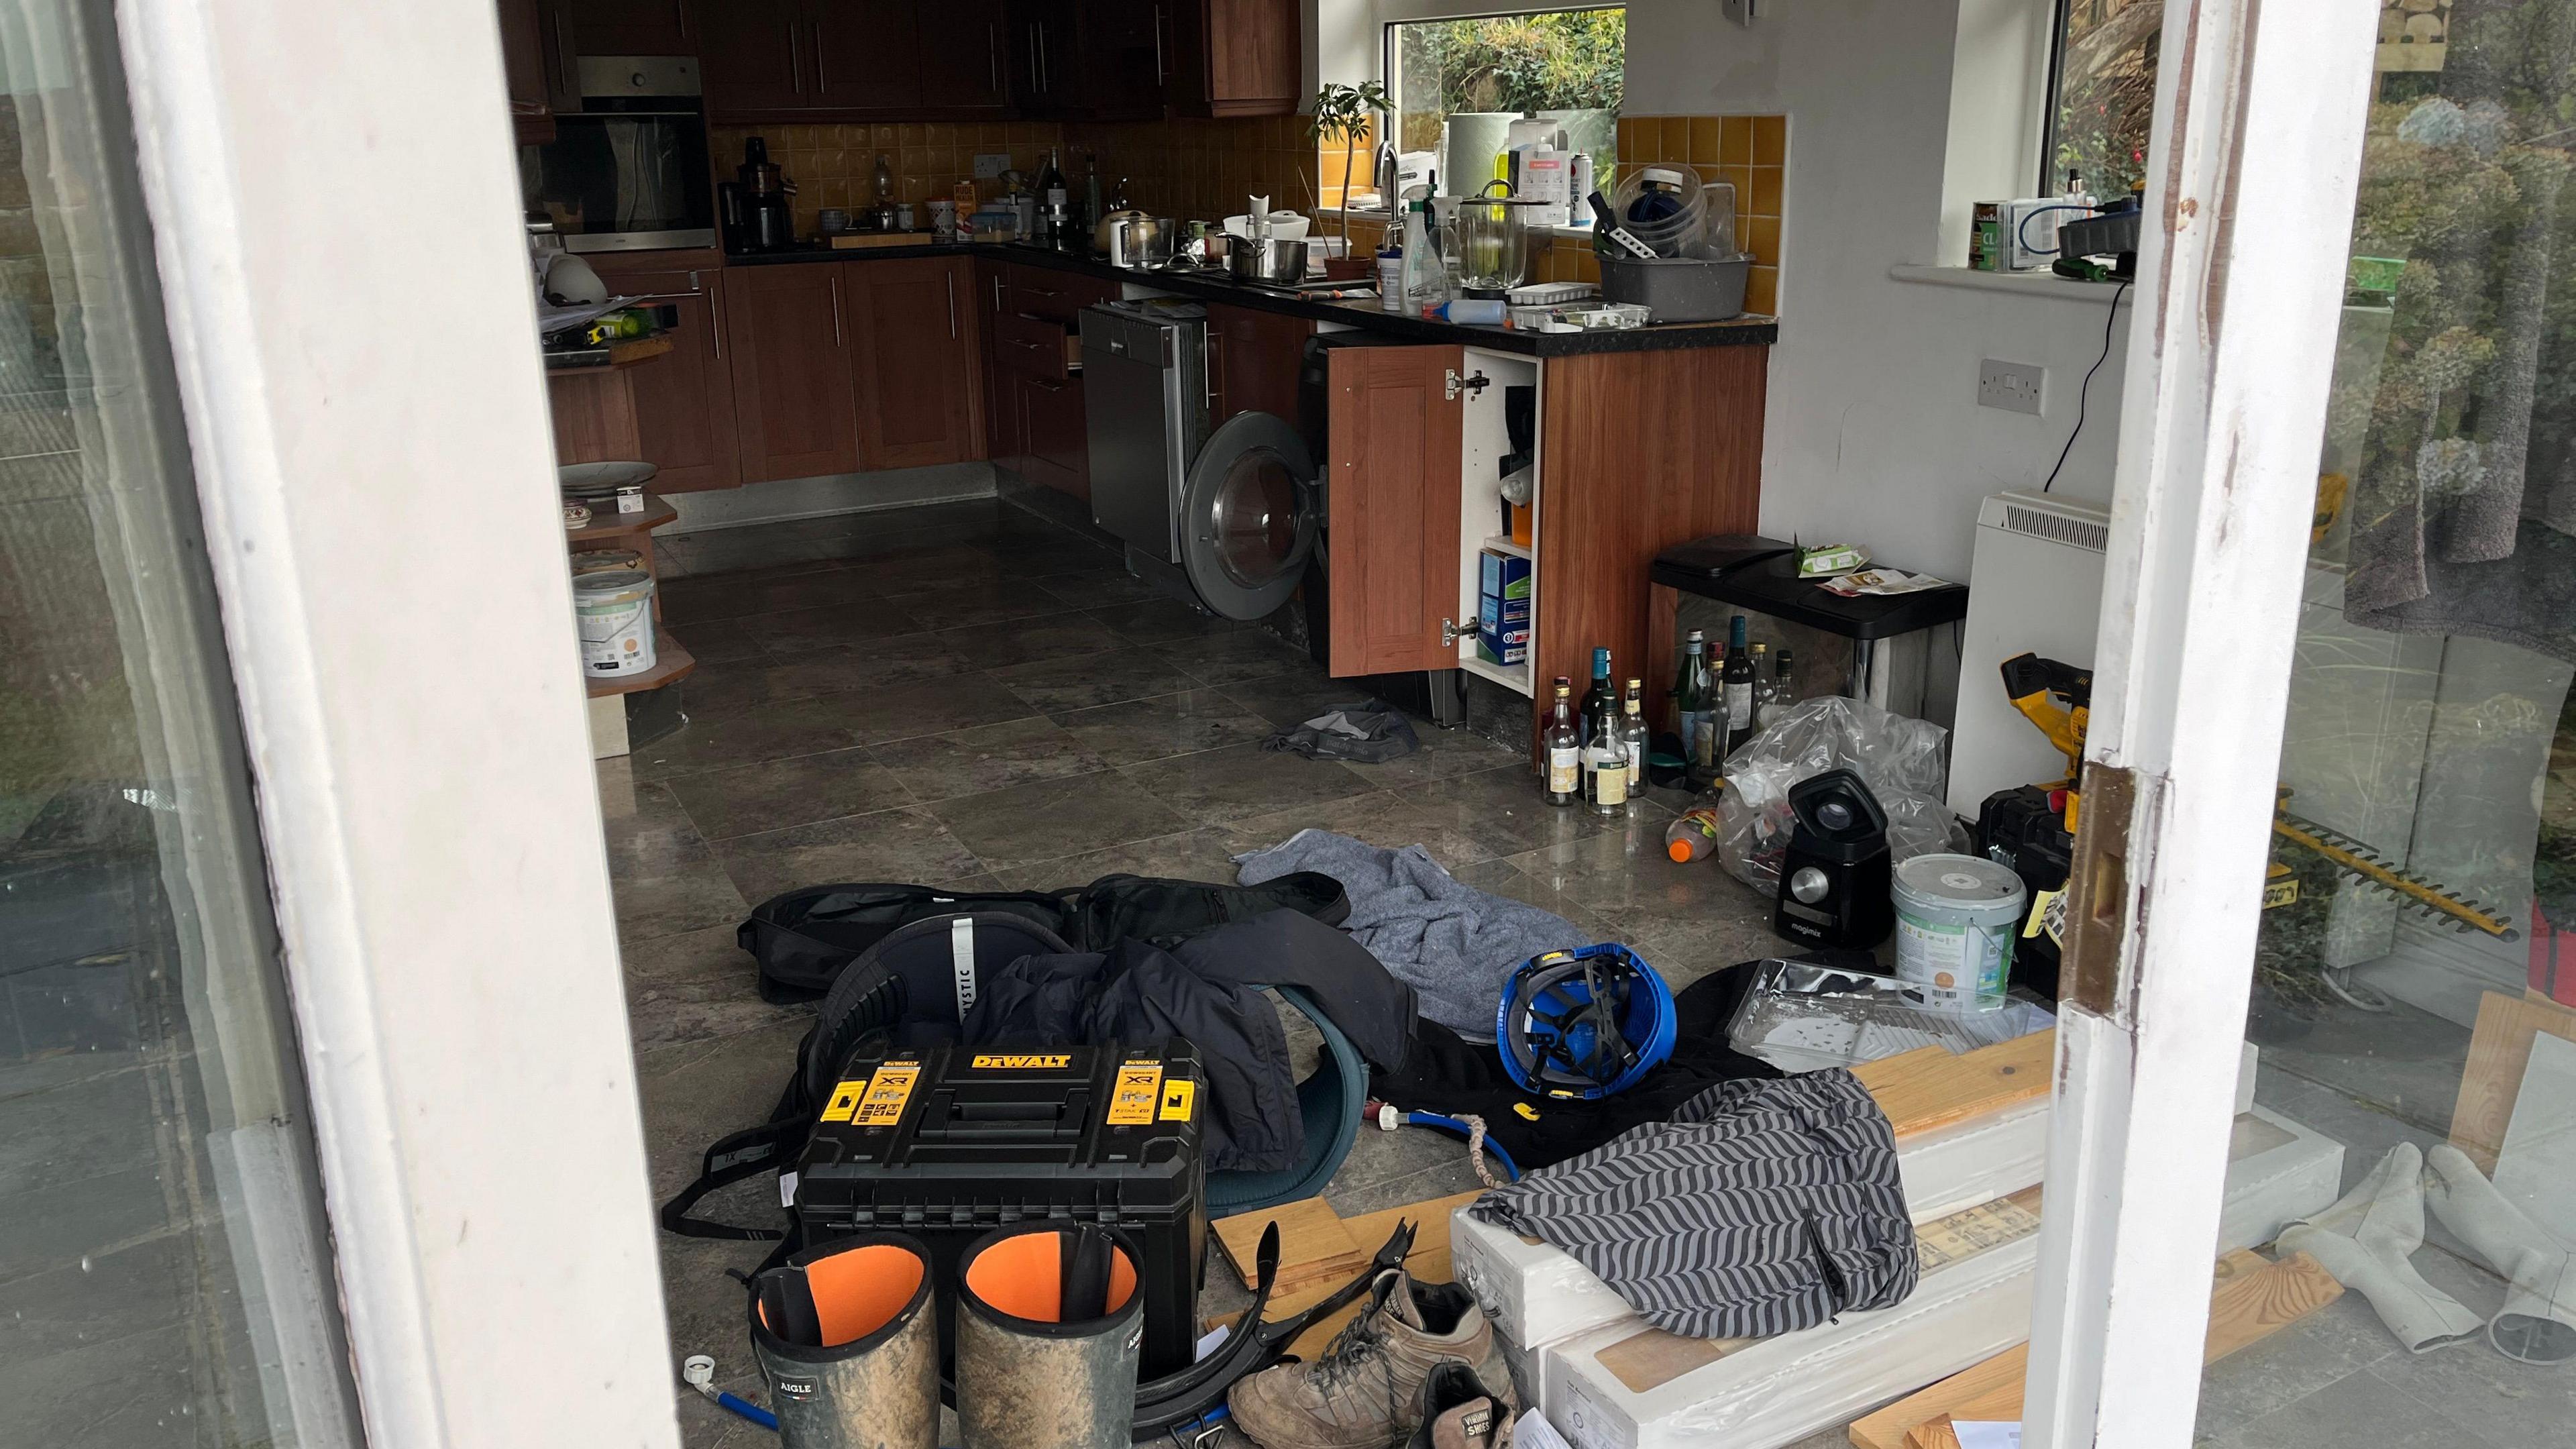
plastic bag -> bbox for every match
[1713,695,1966,894]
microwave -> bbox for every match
[519,56,716,253]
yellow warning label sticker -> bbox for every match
[851,1063,921,1128]
[1159,1079,1196,1122]
[1108,1064,1164,1126]
[969,1053,1073,1069]
[820,1079,866,1124]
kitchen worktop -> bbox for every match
[724,239,1779,356]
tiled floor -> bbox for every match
[603,497,2555,1449]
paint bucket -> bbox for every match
[574,568,657,677]
[1892,853,2025,1010]
[570,547,645,576]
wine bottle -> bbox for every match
[1585,702,1629,815]
[1578,647,1614,744]
[1675,631,1713,779]
[1543,678,1580,806]
[1762,647,1795,726]
[1723,614,1754,755]
[1620,681,1648,806]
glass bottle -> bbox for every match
[1544,678,1580,806]
[1723,614,1755,755]
[1764,647,1796,726]
[1579,646,1615,745]
[1585,698,1629,815]
[1746,643,1775,735]
[1675,630,1714,780]
[1621,681,1649,807]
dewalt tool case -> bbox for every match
[794,1042,1207,1379]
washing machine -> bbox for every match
[1079,298,1322,621]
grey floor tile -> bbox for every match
[742,597,928,651]
[1086,598,1246,645]
[1034,566,1165,608]
[866,716,1108,804]
[833,672,1045,747]
[0,1322,200,1449]
[1505,818,1766,945]
[619,926,799,1053]
[881,576,1065,630]
[674,615,768,663]
[928,770,1191,870]
[1152,629,1318,685]
[0,1163,176,1283]
[1385,764,1640,862]
[857,543,1014,590]
[0,1062,156,1197]
[661,566,882,626]
[2218,1360,2508,1449]
[757,631,975,690]
[1336,718,1523,787]
[665,747,914,841]
[713,806,985,904]
[990,645,1212,713]
[1051,689,1278,767]
[630,694,871,780]
[2352,1289,2574,1448]
[1222,667,1379,729]
[1122,741,1379,825]
[1225,789,1501,875]
[0,1232,189,1362]
[936,614,1129,669]
[992,827,1250,892]
[1449,858,1620,943]
[2194,1291,2406,1436]
[635,1016,812,1203]
[600,782,750,943]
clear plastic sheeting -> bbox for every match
[1713,697,1966,896]
[1726,959,2055,1073]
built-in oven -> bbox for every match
[519,56,715,253]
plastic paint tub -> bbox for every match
[1892,853,2025,1010]
[570,547,645,576]
[575,569,657,677]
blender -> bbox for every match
[1446,180,1543,299]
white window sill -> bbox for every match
[1887,263,2134,302]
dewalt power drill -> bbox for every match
[1998,653,2090,831]
[1974,654,2092,998]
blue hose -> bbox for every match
[714,1391,776,1431]
[1399,1110,1521,1183]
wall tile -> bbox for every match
[1723,115,1755,166]
[1752,115,1787,166]
[1746,264,1777,315]
[1746,214,1779,267]
[1750,165,1784,219]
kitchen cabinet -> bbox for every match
[567,0,692,54]
[1004,0,1161,121]
[586,266,741,491]
[916,0,1012,116]
[982,261,1116,498]
[723,264,862,482]
[849,258,983,470]
[811,1,922,112]
[977,263,1024,468]
[1324,345,1465,677]
[702,0,1014,119]
[500,0,581,142]
[1165,0,1299,119]
[1207,302,1311,425]
[700,0,810,115]
[1018,373,1091,500]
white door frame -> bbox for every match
[2023,2,2381,1446]
[111,1,681,1443]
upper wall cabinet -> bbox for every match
[1165,0,1298,119]
[1004,1,1162,122]
[568,0,694,55]
[703,0,1012,120]
[500,0,582,143]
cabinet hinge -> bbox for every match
[1440,617,1460,647]
[1445,369,1491,402]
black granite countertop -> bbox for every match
[725,239,1778,356]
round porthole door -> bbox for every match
[1179,410,1319,621]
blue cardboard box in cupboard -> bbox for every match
[1478,550,1531,665]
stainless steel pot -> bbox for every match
[1226,236,1309,284]
[1104,213,1176,269]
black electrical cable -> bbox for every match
[2041,278,2132,493]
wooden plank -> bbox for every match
[1211,1197,1366,1296]
[2447,991,2576,1172]
[1205,1191,1476,1360]
[1851,1250,2343,1449]
[1340,1190,1484,1266]
[1855,1030,2056,1140]
[584,627,694,698]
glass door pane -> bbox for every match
[0,0,361,1442]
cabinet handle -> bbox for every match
[676,0,688,39]
[1027,28,1040,91]
[1028,377,1068,393]
[1152,5,1166,85]
[789,22,803,93]
[946,271,959,340]
[811,21,826,92]
[708,286,724,360]
[988,22,1002,93]
[553,9,576,97]
[829,274,844,347]
[992,274,1004,309]
[1036,25,1049,93]
[1205,332,1224,411]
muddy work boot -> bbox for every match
[1408,1362,1511,1449]
[1229,1269,1517,1449]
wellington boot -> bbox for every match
[748,1232,940,1449]
[954,1223,1144,1449]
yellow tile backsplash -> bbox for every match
[1609,111,1786,312]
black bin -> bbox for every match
[794,1042,1208,1380]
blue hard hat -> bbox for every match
[1497,943,1678,1099]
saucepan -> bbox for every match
[1227,236,1311,284]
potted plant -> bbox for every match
[1310,80,1393,256]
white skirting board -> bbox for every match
[1520,1104,2339,1449]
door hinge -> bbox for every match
[2062,761,2142,1015]
[1445,369,1491,402]
[1440,617,1460,647]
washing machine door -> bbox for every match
[1181,410,1318,621]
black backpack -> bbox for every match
[739,871,1350,1002]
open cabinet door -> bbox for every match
[1325,344,1464,677]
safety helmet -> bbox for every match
[1496,943,1677,1099]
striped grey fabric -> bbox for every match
[1466,1069,1917,1339]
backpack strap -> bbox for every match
[657,1116,799,1241]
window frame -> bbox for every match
[1377,2,1629,165]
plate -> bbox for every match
[558,460,657,498]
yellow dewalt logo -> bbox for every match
[970,1053,1073,1069]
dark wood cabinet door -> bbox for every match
[1082,0,1164,121]
[700,0,809,116]
[848,258,978,470]
[567,0,692,54]
[915,0,1010,114]
[810,0,922,111]
[597,270,741,492]
[975,262,1022,467]
[1207,302,1310,425]
[499,0,580,138]
[1004,1,1082,113]
[1325,345,1463,677]
[724,264,861,483]
[1019,374,1089,499]
[1169,0,1296,118]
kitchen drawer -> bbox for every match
[1002,264,1108,325]
[994,311,1071,380]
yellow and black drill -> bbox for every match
[1998,653,2090,831]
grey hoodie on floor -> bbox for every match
[1234,829,1591,1037]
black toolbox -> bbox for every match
[1976,784,2074,998]
[793,1041,1208,1379]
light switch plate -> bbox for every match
[1979,358,2045,415]
[972,152,1011,180]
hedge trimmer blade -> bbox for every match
[2272,812,2518,941]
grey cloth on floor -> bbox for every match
[1263,698,1421,763]
[1468,1069,1917,1340]
[1234,829,1589,1037]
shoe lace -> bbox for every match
[1310,1306,1391,1395]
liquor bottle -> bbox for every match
[1722,614,1754,755]
[1036,148,1070,248]
[1585,701,1629,815]
[1763,647,1796,727]
[1543,678,1580,806]
[1754,644,1786,727]
[1578,647,1615,743]
[1083,150,1103,236]
[1674,630,1713,779]
[1620,682,1648,806]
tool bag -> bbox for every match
[741,870,1350,1002]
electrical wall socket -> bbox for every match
[1978,358,2045,415]
[972,152,1011,180]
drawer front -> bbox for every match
[1003,264,1107,325]
[994,311,1069,380]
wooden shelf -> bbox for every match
[1460,650,1532,697]
[1481,533,1531,560]
[586,626,695,698]
[567,490,678,549]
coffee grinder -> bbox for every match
[727,137,796,254]
[1773,768,1895,949]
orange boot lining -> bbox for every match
[964,1231,1138,1324]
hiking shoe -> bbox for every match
[1228,1269,1517,1449]
[1408,1362,1511,1449]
